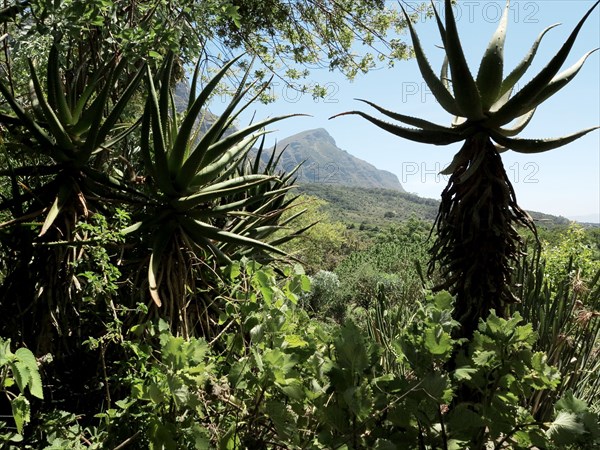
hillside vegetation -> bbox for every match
[298,183,572,230]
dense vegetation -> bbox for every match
[1,0,599,449]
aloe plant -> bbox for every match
[332,0,600,337]
[127,53,303,333]
[0,43,144,236]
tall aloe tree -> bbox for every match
[333,0,599,337]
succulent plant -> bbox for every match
[0,43,144,236]
[127,53,303,331]
[332,0,599,337]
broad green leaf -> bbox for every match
[283,334,308,349]
[546,411,586,444]
[279,379,305,400]
[342,384,373,420]
[454,367,478,381]
[555,391,589,414]
[15,347,43,399]
[149,422,177,450]
[10,395,30,434]
[433,291,453,310]
[424,327,452,355]
[472,350,496,367]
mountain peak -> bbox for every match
[283,128,336,146]
[264,129,405,192]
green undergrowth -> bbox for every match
[2,259,599,449]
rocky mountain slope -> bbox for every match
[257,128,405,191]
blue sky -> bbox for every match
[228,1,600,222]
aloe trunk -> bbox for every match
[431,134,532,336]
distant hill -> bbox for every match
[297,184,572,229]
[258,128,405,192]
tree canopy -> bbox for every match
[1,0,421,99]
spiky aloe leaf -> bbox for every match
[92,62,145,153]
[355,99,457,132]
[476,0,509,109]
[177,114,302,189]
[46,45,73,126]
[431,0,446,46]
[490,126,600,153]
[178,70,258,179]
[174,175,274,209]
[515,49,599,117]
[189,134,258,188]
[440,150,469,175]
[490,85,513,113]
[498,109,536,137]
[180,217,287,256]
[0,79,58,156]
[28,60,75,153]
[148,221,178,307]
[491,0,600,126]
[442,0,483,118]
[330,111,464,145]
[441,55,450,91]
[497,23,560,101]
[70,63,111,124]
[39,183,70,236]
[399,4,461,116]
[82,58,128,155]
[142,67,177,196]
[169,55,244,174]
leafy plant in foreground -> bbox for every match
[332,0,600,338]
[0,338,43,442]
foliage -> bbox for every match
[513,239,600,418]
[1,1,599,448]
[277,195,349,273]
[0,0,419,99]
[332,219,430,323]
[298,183,440,228]
[542,223,600,287]
[333,0,600,338]
[0,338,43,441]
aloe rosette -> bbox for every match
[128,53,303,311]
[332,0,600,336]
[0,44,144,235]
